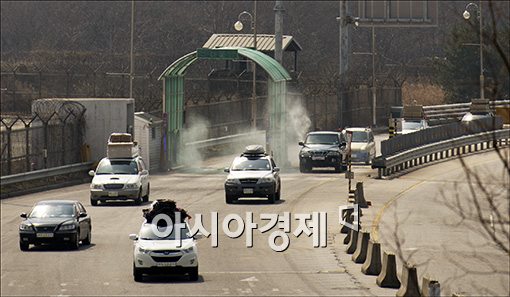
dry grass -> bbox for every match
[402,82,446,106]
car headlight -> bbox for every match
[327,151,340,156]
[19,223,34,231]
[257,176,275,184]
[225,178,240,185]
[182,246,194,254]
[124,183,138,189]
[90,183,103,189]
[300,150,311,157]
[59,223,76,231]
[138,247,151,254]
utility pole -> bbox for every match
[252,0,258,129]
[129,0,135,99]
[371,24,377,127]
[274,0,284,65]
[336,0,350,128]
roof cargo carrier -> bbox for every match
[241,145,266,157]
[142,199,190,224]
[107,133,139,159]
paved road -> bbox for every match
[1,139,507,296]
[1,146,384,296]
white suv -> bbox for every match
[89,156,150,206]
[129,222,199,282]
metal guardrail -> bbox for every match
[1,162,94,198]
[184,130,266,149]
[381,117,503,156]
[372,129,510,178]
[423,99,509,120]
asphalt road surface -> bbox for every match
[1,140,508,296]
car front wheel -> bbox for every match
[90,197,98,206]
[143,184,150,202]
[268,192,276,204]
[133,264,143,282]
[82,227,91,245]
[189,266,199,281]
[225,194,235,204]
[275,184,281,201]
[134,189,142,205]
[19,242,29,251]
[69,232,80,250]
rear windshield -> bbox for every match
[96,159,138,175]
[305,134,340,145]
[351,131,369,143]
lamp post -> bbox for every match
[129,0,135,99]
[351,19,377,127]
[463,1,485,100]
[234,5,258,129]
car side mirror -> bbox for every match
[79,212,87,218]
[224,168,230,173]
[141,170,149,175]
[273,167,280,172]
[298,141,304,146]
[129,234,138,241]
[20,213,27,219]
[88,170,95,177]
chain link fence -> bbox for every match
[0,101,86,176]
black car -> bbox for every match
[19,200,92,251]
[298,131,347,173]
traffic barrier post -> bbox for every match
[396,262,421,297]
[376,251,401,288]
[361,239,382,275]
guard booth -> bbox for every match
[158,47,292,169]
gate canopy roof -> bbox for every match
[158,47,291,82]
[203,34,302,53]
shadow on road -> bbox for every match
[233,198,286,205]
[24,243,96,252]
[95,201,152,207]
[138,274,205,283]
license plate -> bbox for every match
[108,192,118,197]
[312,156,325,160]
[351,153,357,158]
[36,233,54,238]
[156,262,176,267]
[243,188,254,194]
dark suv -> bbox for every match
[298,131,347,173]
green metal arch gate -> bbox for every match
[158,47,291,168]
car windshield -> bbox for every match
[403,121,424,130]
[350,131,369,143]
[29,204,75,218]
[96,160,138,175]
[231,158,270,171]
[305,134,339,145]
[139,223,192,240]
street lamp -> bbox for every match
[129,0,135,99]
[234,8,258,129]
[351,18,377,127]
[463,1,485,100]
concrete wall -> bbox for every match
[67,98,135,162]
